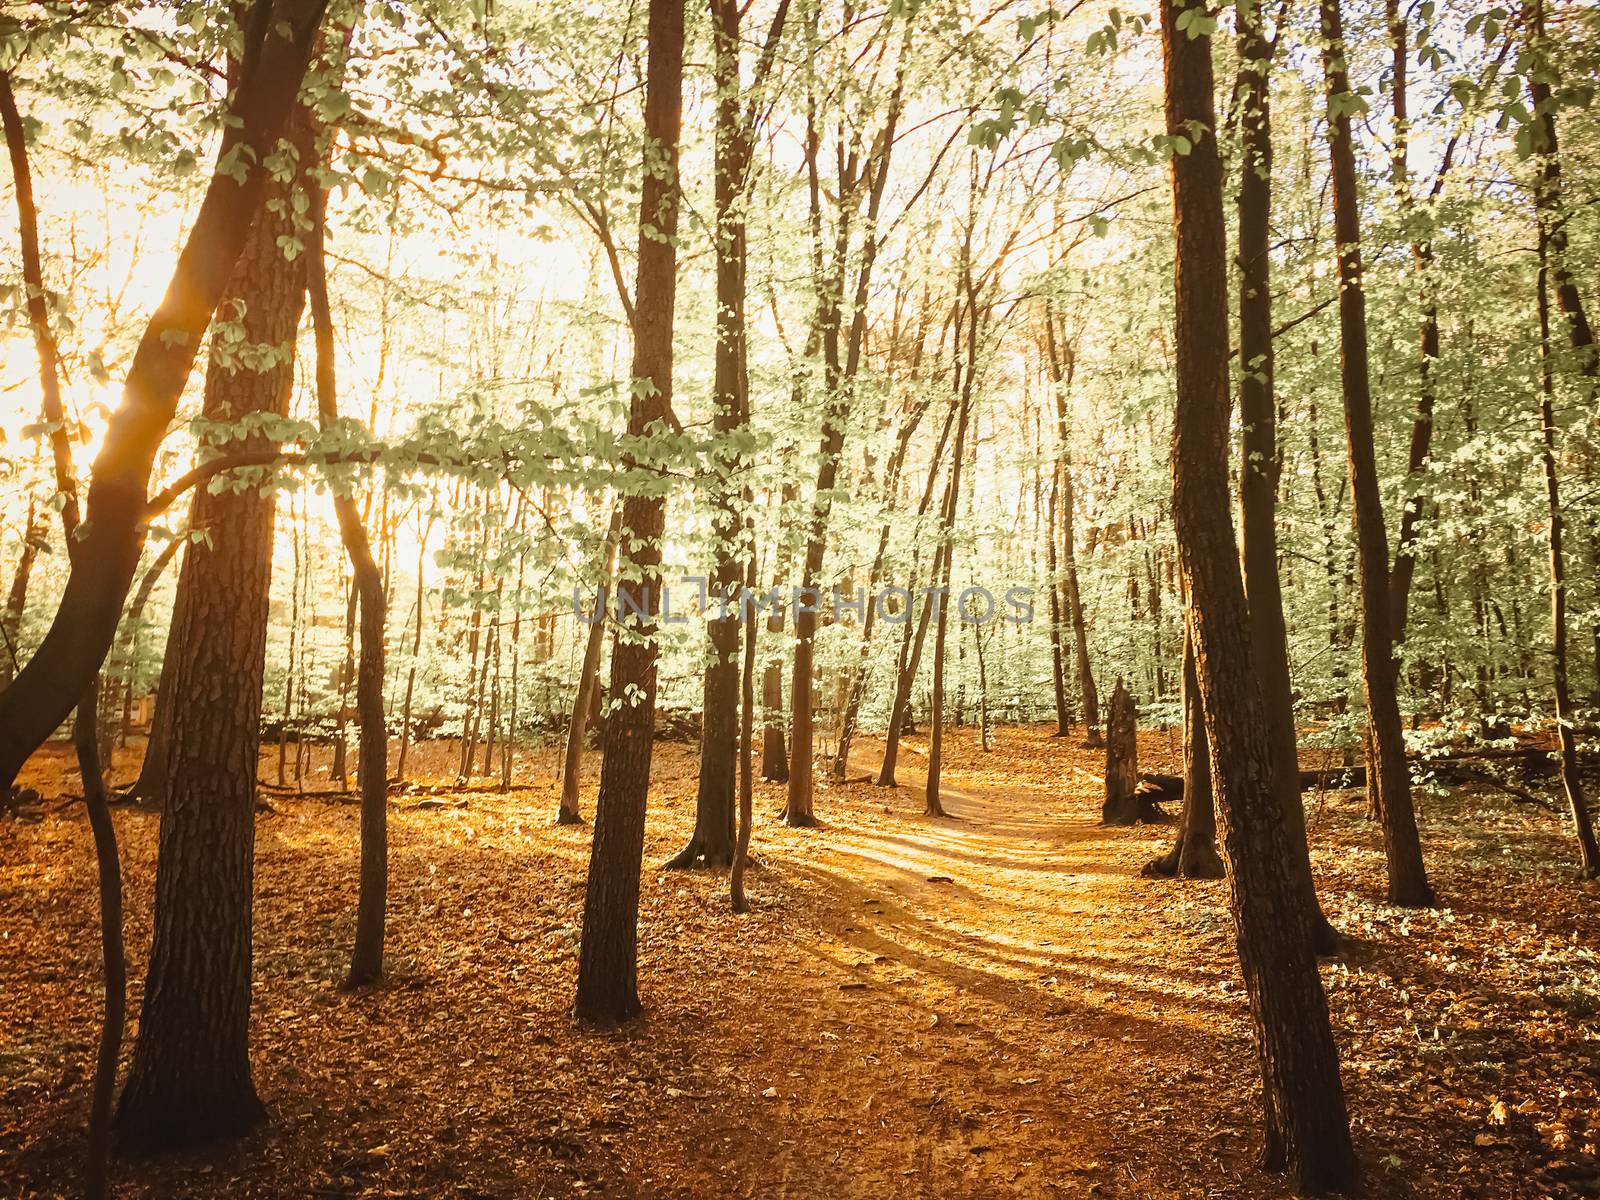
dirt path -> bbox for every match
[3,728,1594,1198]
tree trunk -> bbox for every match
[560,510,621,825]
[1162,3,1357,1188]
[1145,627,1223,877]
[575,0,684,1023]
[0,0,328,795]
[114,70,324,1150]
[2,69,127,1200]
[1044,470,1070,736]
[1320,0,1434,907]
[309,183,390,986]
[1042,315,1100,747]
[0,500,42,689]
[673,0,759,869]
[1234,5,1338,951]
[1535,181,1600,879]
[1101,677,1139,826]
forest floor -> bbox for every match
[2,725,1598,1199]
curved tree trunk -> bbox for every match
[309,184,390,986]
[0,0,328,796]
[2,69,128,1200]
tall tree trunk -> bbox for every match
[1383,0,1439,643]
[0,0,328,795]
[575,0,684,1023]
[395,515,432,783]
[785,20,909,824]
[114,69,324,1150]
[309,183,391,986]
[1320,0,1434,907]
[672,0,786,868]
[1234,5,1338,951]
[1533,104,1600,879]
[1162,4,1357,1189]
[2,68,127,1200]
[1044,469,1070,735]
[925,285,977,818]
[1042,315,1100,745]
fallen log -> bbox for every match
[1138,748,1585,806]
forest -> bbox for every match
[1,0,1598,1195]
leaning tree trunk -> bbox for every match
[115,79,323,1152]
[1320,0,1434,908]
[0,500,42,689]
[1234,5,1337,950]
[575,0,684,1023]
[0,0,328,796]
[1162,3,1358,1189]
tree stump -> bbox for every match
[1102,677,1140,825]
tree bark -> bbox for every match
[115,61,325,1149]
[1162,3,1358,1188]
[1535,166,1600,879]
[575,0,684,1023]
[1234,5,1337,950]
[1320,0,1434,907]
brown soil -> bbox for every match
[2,726,1596,1198]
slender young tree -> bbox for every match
[1,67,125,1200]
[1320,0,1434,907]
[575,0,685,1022]
[1161,1,1358,1189]
[309,181,391,985]
[559,509,621,825]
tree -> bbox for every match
[1319,0,1434,908]
[1233,0,1337,950]
[0,0,329,796]
[1161,0,1358,1188]
[669,0,789,869]
[114,36,329,1150]
[308,175,391,984]
[1,65,126,1200]
[574,0,685,1023]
